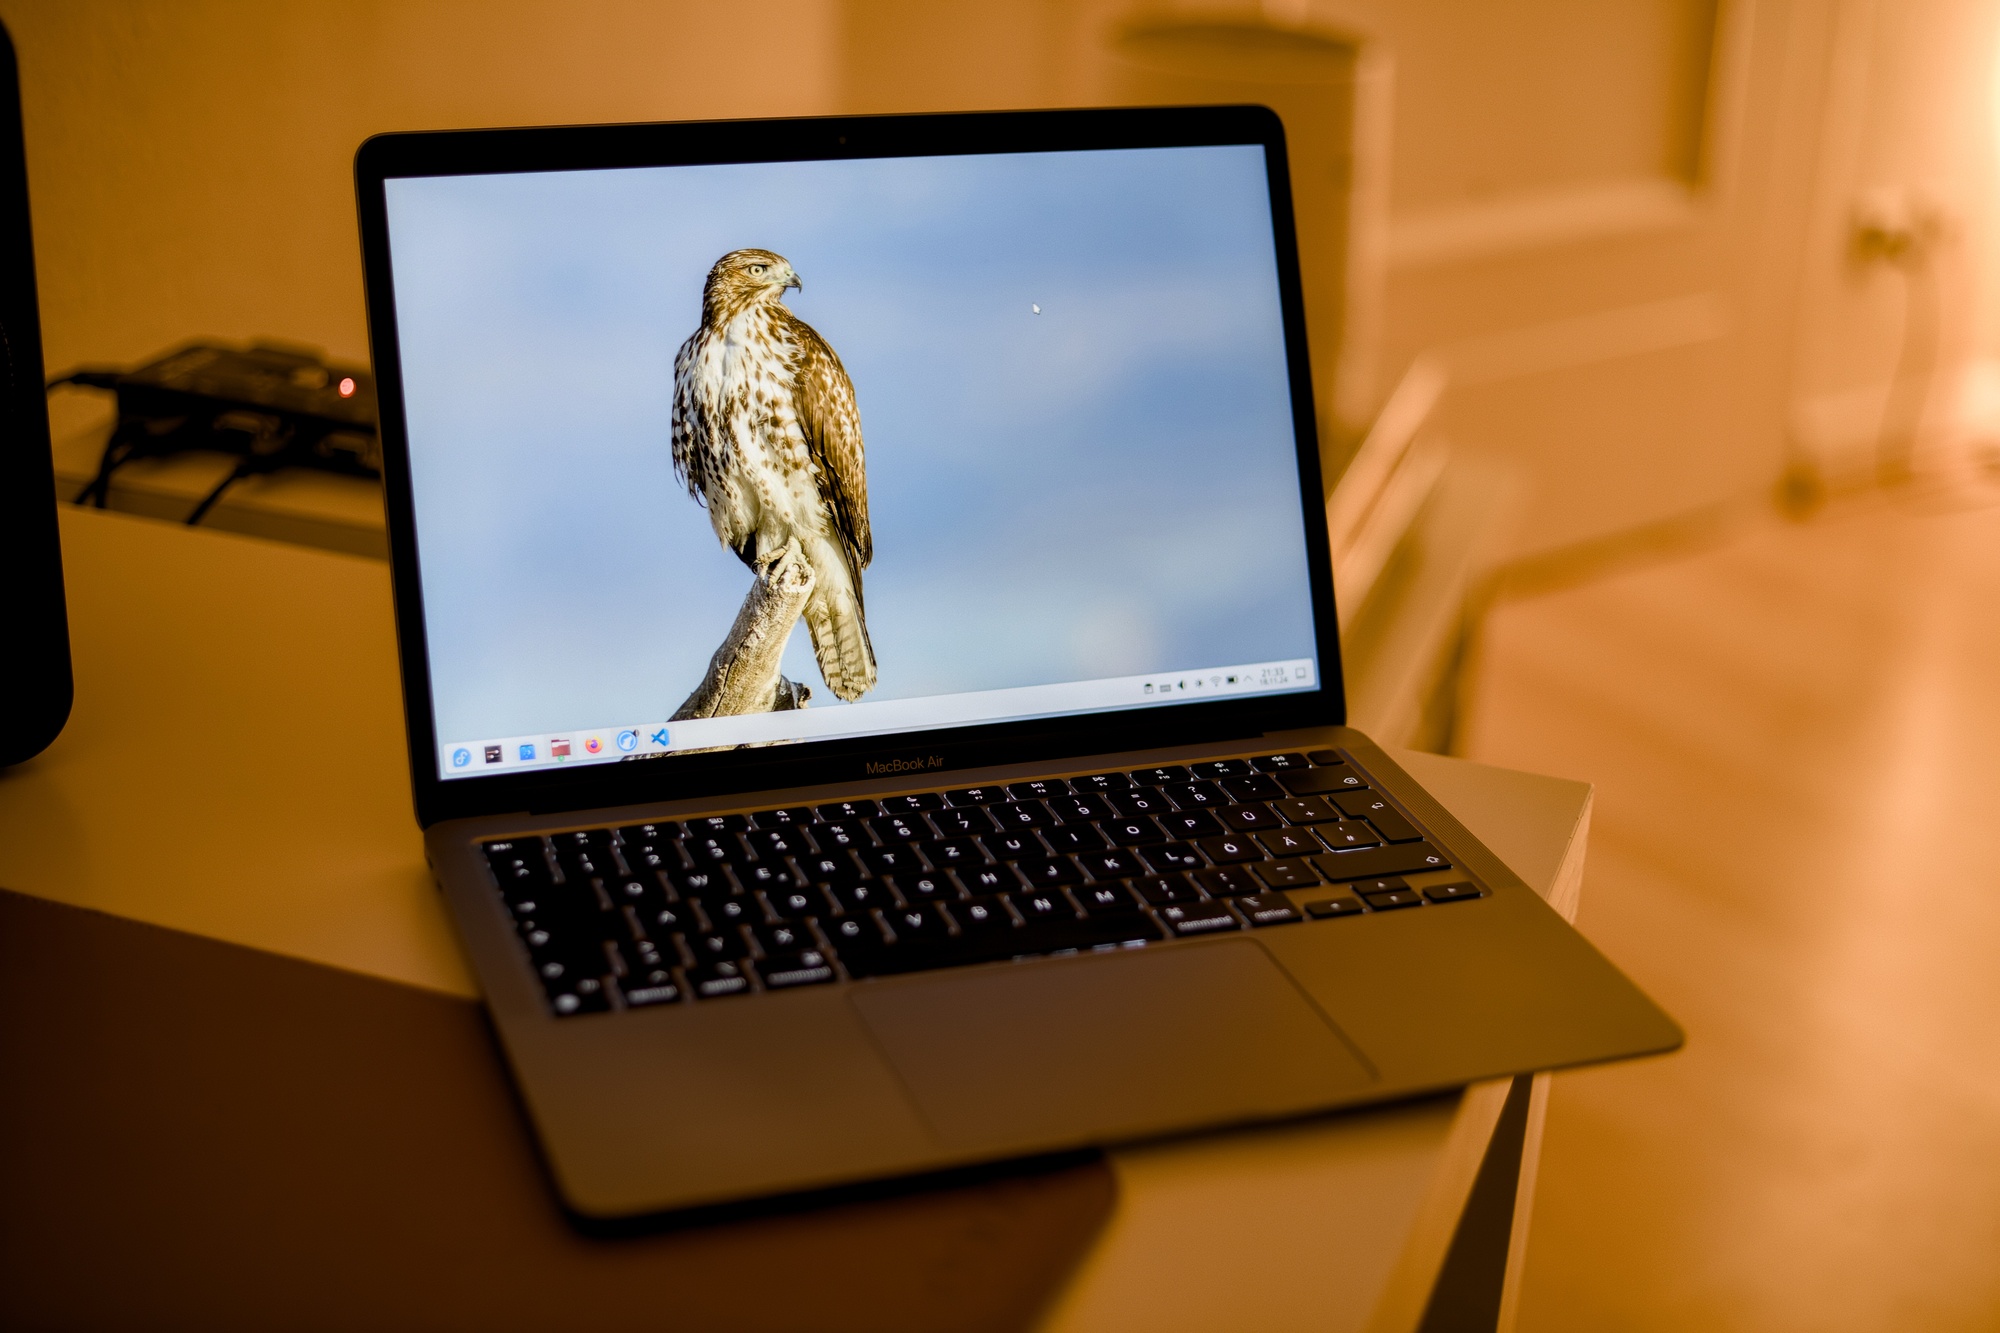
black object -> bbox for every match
[0,21,70,767]
[54,340,378,525]
[480,751,1474,1019]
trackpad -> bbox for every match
[849,941,1376,1151]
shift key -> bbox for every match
[1311,842,1452,882]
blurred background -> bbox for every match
[13,1,2000,1328]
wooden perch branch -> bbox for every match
[672,538,815,720]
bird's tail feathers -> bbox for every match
[803,548,876,702]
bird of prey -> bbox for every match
[670,249,876,702]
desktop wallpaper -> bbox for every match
[385,145,1318,745]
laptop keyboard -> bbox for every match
[480,750,1484,1017]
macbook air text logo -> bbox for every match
[865,754,944,777]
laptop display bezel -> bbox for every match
[354,105,1346,827]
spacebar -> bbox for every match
[835,913,1162,979]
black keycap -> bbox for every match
[1189,759,1253,780]
[547,979,610,1017]
[615,822,679,847]
[684,813,750,835]
[1311,843,1452,881]
[618,967,681,1007]
[688,959,752,998]
[1008,889,1075,921]
[980,831,1045,862]
[750,807,813,829]
[1006,778,1071,800]
[737,862,799,894]
[668,865,732,899]
[1015,857,1082,887]
[1132,765,1191,786]
[758,950,835,989]
[1159,900,1239,936]
[1219,803,1280,832]
[1304,897,1366,919]
[1255,827,1324,858]
[1042,824,1110,856]
[807,820,871,853]
[698,893,760,927]
[952,897,1014,934]
[1252,753,1310,772]
[880,792,944,813]
[815,799,880,821]
[1160,781,1227,809]
[1197,834,1264,864]
[960,864,1022,895]
[745,828,808,860]
[1156,810,1223,841]
[605,876,659,909]
[1140,843,1204,872]
[687,929,748,961]
[797,851,861,886]
[642,901,697,935]
[556,846,615,881]
[1049,794,1115,824]
[1079,849,1145,881]
[868,813,928,845]
[858,846,921,878]
[945,786,1006,806]
[892,871,958,903]
[1102,815,1166,847]
[484,839,550,883]
[1021,911,1161,952]
[683,834,741,867]
[1424,882,1484,903]
[752,921,815,955]
[622,843,680,876]
[764,886,825,921]
[1237,893,1303,926]
[552,828,614,853]
[1363,889,1423,911]
[1075,881,1140,914]
[1134,873,1198,905]
[1273,797,1341,825]
[1346,877,1410,897]
[1108,788,1172,818]
[1277,765,1367,796]
[1219,775,1285,803]
[1194,866,1263,898]
[885,903,952,941]
[1071,771,1133,792]
[992,800,1054,830]
[1307,749,1345,765]
[919,838,986,868]
[825,914,886,949]
[1317,821,1382,851]
[827,881,893,914]
[930,805,1000,838]
[1253,859,1319,889]
[1332,792,1425,843]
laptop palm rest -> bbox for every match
[849,940,1376,1151]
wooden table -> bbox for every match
[0,507,1593,1332]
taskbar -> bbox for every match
[438,656,1315,780]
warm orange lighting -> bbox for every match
[338,376,355,397]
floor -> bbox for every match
[1460,487,2000,1332]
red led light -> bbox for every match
[337,377,355,397]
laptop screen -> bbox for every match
[381,144,1322,782]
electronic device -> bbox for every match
[54,340,377,525]
[355,105,1681,1219]
[0,19,70,767]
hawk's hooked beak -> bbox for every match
[784,270,802,293]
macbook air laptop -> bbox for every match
[354,105,1680,1219]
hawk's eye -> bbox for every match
[749,264,766,274]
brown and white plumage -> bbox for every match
[671,248,876,701]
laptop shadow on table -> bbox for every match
[0,889,1115,1333]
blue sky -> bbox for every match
[385,145,1319,742]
